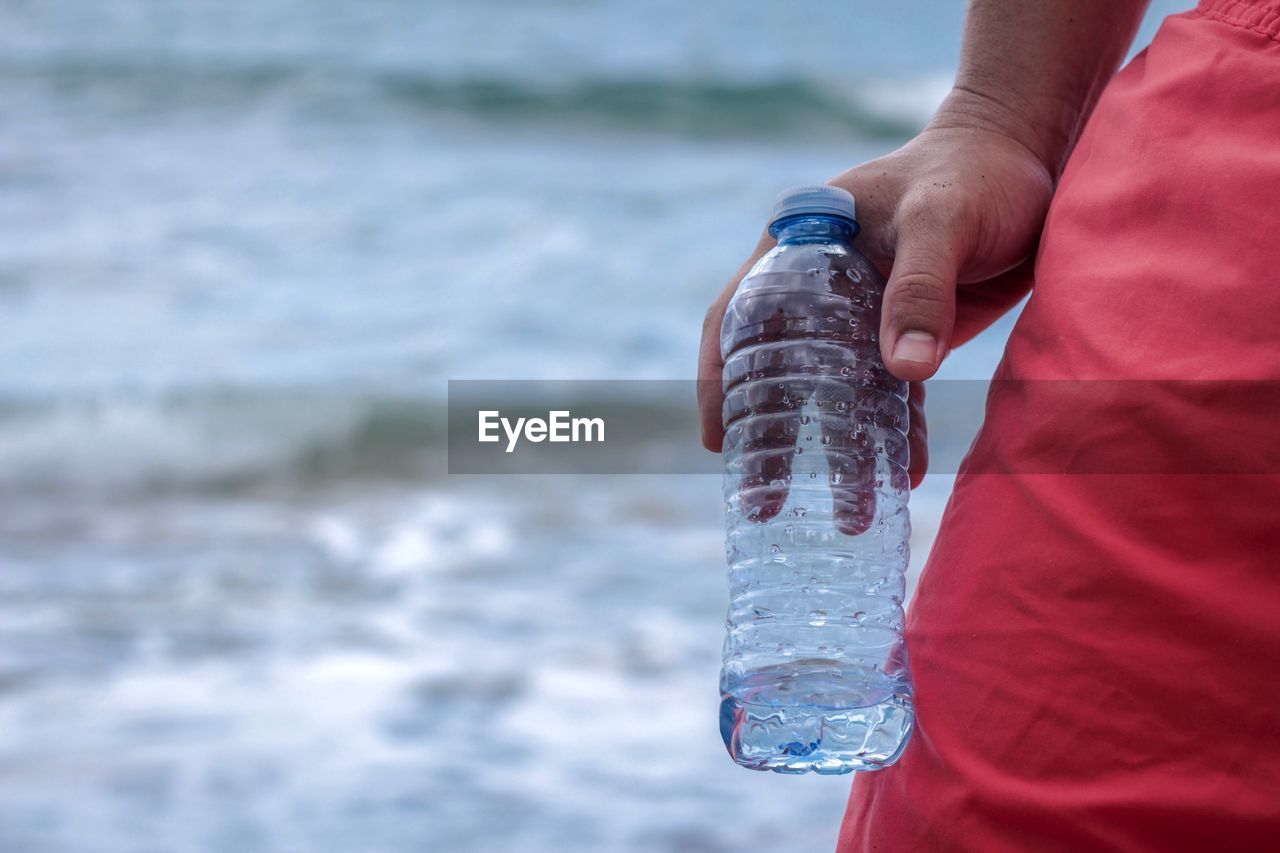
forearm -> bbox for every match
[932,0,1150,178]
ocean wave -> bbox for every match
[0,392,447,496]
[0,382,1002,494]
[0,54,944,140]
[381,73,940,140]
[0,389,708,495]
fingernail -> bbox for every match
[892,330,939,365]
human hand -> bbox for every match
[698,111,1054,487]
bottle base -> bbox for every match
[719,667,913,775]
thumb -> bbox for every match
[879,213,960,382]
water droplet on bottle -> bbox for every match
[769,544,780,554]
[821,435,832,446]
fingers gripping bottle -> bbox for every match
[718,185,913,774]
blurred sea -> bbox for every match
[0,1,1184,851]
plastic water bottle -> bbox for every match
[718,185,913,774]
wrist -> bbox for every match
[927,85,1079,181]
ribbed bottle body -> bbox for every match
[718,225,913,774]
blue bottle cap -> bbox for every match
[768,185,857,232]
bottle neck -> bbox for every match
[769,214,859,245]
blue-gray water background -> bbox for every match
[0,2,1184,850]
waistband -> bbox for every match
[1191,0,1280,38]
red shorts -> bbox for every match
[840,2,1280,849]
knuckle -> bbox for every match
[899,188,972,233]
[892,272,950,308]
[898,186,937,216]
[899,187,944,218]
